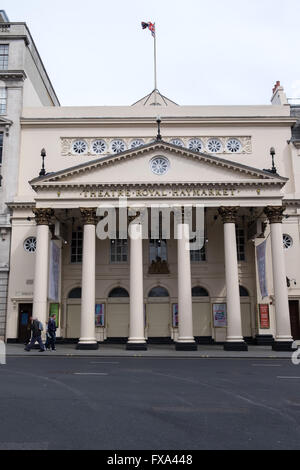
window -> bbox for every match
[108,287,129,298]
[24,237,37,253]
[68,287,82,299]
[72,140,87,154]
[0,87,6,114]
[239,286,249,297]
[207,138,222,153]
[190,238,206,262]
[110,239,128,263]
[283,234,293,250]
[0,45,8,70]
[148,286,169,297]
[236,226,246,261]
[149,239,167,263]
[192,286,209,297]
[71,228,83,263]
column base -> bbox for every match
[126,343,147,351]
[272,341,293,351]
[76,342,99,350]
[224,341,248,351]
[175,342,197,351]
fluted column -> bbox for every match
[265,206,293,351]
[176,222,197,351]
[219,207,248,351]
[127,221,147,350]
[32,208,53,333]
[77,208,98,350]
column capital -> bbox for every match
[264,206,286,224]
[33,208,54,226]
[218,206,239,224]
[80,208,97,225]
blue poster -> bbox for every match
[256,240,268,298]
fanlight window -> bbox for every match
[192,286,209,297]
[68,287,82,299]
[239,286,249,297]
[108,287,129,298]
[148,286,169,297]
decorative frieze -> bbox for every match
[32,208,54,225]
[61,136,252,157]
[264,206,286,224]
[80,208,97,225]
[218,206,239,224]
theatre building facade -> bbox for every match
[5,87,300,351]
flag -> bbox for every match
[141,21,155,38]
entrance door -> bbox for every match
[66,304,81,339]
[241,303,252,338]
[147,303,170,338]
[18,304,33,343]
[192,303,211,338]
[289,300,300,340]
[106,303,129,339]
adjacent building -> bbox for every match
[0,10,59,339]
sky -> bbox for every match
[2,0,300,106]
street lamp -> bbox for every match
[39,148,46,177]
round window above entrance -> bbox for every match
[150,156,170,176]
[24,237,37,253]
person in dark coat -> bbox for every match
[24,317,45,352]
[45,314,57,351]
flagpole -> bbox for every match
[154,22,157,105]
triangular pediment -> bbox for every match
[30,140,287,190]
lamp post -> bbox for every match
[39,148,46,177]
[156,116,162,141]
[263,147,277,175]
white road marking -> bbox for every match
[89,362,119,364]
[74,373,108,376]
[277,376,300,379]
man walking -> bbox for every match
[24,317,45,352]
[45,314,57,351]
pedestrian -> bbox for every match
[24,317,45,352]
[45,314,57,351]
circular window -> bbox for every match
[92,140,106,154]
[226,139,242,153]
[72,140,87,154]
[150,156,170,175]
[283,234,293,249]
[170,138,184,147]
[207,139,222,153]
[111,139,126,153]
[130,139,144,149]
[188,138,203,152]
[24,237,37,253]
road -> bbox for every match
[0,357,300,450]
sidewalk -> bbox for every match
[5,343,295,358]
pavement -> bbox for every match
[4,343,297,358]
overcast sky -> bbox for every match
[2,0,300,106]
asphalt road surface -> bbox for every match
[0,357,300,450]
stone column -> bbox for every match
[127,221,147,350]
[77,208,98,350]
[176,222,197,351]
[32,208,53,332]
[219,207,248,351]
[265,206,293,351]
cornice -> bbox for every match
[20,116,297,127]
[6,202,35,210]
[0,70,27,81]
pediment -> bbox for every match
[30,140,287,190]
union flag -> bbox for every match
[141,21,155,38]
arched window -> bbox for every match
[148,286,169,297]
[108,287,129,298]
[192,286,209,297]
[239,286,249,297]
[68,287,82,299]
